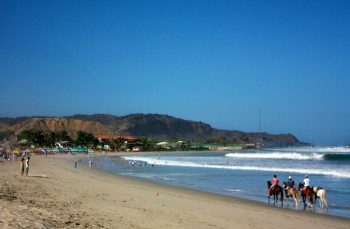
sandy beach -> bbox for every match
[1,154,349,229]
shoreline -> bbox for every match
[1,154,349,228]
[91,151,350,219]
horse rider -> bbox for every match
[302,175,310,190]
[270,174,279,192]
[286,176,295,190]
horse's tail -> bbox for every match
[295,190,300,203]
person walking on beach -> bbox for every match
[74,160,77,169]
[25,156,30,176]
[20,157,25,175]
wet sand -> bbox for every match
[0,154,349,228]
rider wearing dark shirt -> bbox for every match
[287,176,294,190]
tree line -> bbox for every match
[17,130,97,148]
[16,129,159,151]
[17,129,251,152]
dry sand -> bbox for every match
[0,154,349,229]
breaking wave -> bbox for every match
[122,156,350,178]
[323,154,350,161]
[225,152,350,161]
[225,152,323,160]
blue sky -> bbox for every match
[1,0,349,146]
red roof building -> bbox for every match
[95,135,136,141]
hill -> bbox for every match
[0,114,308,147]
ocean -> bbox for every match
[83,146,350,219]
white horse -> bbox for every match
[312,186,328,208]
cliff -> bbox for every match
[0,117,110,140]
[0,114,309,147]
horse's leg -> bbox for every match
[292,193,297,204]
[293,192,299,209]
[309,194,315,208]
[304,195,309,209]
[314,193,318,206]
[323,193,328,208]
[280,191,283,206]
[302,197,307,210]
[281,195,284,207]
[315,192,323,209]
[295,190,300,204]
[275,192,279,205]
[268,190,271,204]
[320,191,328,208]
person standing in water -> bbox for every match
[25,156,30,176]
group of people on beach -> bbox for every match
[269,174,310,191]
[20,156,30,176]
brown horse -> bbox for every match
[298,182,314,207]
[267,181,283,205]
[282,182,300,205]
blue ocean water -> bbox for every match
[84,146,350,219]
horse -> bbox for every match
[312,186,328,209]
[282,182,300,205]
[267,181,283,205]
[298,182,314,207]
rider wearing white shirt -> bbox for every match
[303,175,310,187]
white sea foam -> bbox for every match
[224,189,243,192]
[162,177,176,181]
[225,152,324,160]
[268,146,350,153]
[122,156,350,178]
[226,166,350,178]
